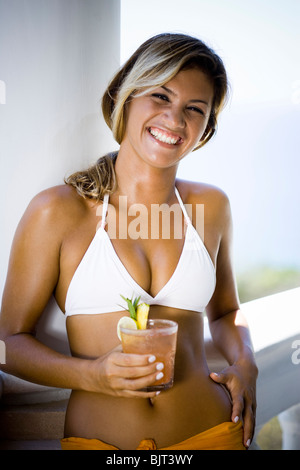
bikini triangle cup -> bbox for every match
[65,187,216,316]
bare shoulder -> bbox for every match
[27,184,83,214]
[22,184,86,232]
[176,179,231,214]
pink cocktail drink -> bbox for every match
[120,319,178,391]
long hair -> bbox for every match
[66,33,229,201]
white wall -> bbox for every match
[0,0,120,298]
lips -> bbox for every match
[148,127,183,145]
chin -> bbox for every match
[144,154,181,170]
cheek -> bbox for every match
[125,100,148,131]
[123,107,142,141]
[199,111,213,136]
[192,121,208,143]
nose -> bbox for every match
[162,105,185,130]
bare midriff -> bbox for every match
[64,306,232,450]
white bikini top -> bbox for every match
[65,188,216,316]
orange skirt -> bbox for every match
[61,421,245,450]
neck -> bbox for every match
[114,147,179,205]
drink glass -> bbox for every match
[120,319,178,391]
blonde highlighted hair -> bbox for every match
[66,33,229,201]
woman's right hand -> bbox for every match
[86,346,164,398]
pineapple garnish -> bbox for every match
[120,295,149,329]
[117,295,150,341]
[136,302,149,330]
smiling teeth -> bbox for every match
[149,128,180,145]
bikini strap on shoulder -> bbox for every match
[174,187,192,225]
[100,193,109,229]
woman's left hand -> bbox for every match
[210,360,258,448]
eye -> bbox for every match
[187,106,205,116]
[151,93,170,102]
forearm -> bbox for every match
[209,309,257,368]
[0,333,92,391]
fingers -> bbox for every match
[209,371,224,383]
[242,407,255,448]
[115,362,164,382]
[230,391,256,448]
[230,393,244,424]
[242,392,257,448]
[103,351,164,396]
[121,369,164,393]
[111,352,164,379]
[210,369,257,448]
[114,352,157,368]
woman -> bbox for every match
[0,33,258,450]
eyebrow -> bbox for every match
[161,85,209,106]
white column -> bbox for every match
[0,0,120,350]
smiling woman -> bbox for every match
[0,33,258,450]
[103,33,228,152]
[121,68,214,169]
